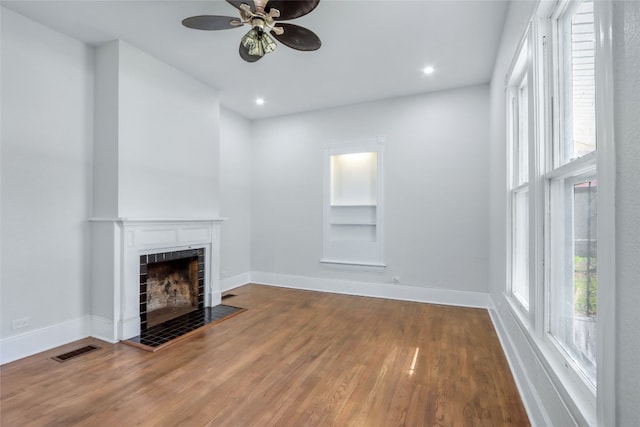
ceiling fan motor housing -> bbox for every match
[251,17,266,32]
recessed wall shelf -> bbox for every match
[323,141,384,267]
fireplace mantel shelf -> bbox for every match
[89,217,227,223]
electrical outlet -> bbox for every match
[12,317,30,330]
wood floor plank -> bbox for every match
[0,284,529,426]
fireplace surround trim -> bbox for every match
[89,217,225,343]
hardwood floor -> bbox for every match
[1,284,529,426]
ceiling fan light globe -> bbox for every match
[241,29,258,48]
[241,28,255,41]
[261,32,277,53]
[249,43,264,56]
[241,28,277,57]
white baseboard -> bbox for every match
[0,316,90,365]
[250,271,491,308]
[488,304,550,427]
[221,272,251,292]
[120,316,141,342]
[210,290,222,307]
[89,315,118,344]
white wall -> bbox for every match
[219,108,252,289]
[92,41,119,218]
[1,8,93,341]
[93,40,221,219]
[250,86,491,300]
[117,41,220,218]
[612,2,640,425]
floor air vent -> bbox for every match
[221,294,237,300]
[52,345,101,362]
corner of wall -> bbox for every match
[220,272,252,293]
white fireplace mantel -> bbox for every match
[89,217,226,343]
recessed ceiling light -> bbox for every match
[423,66,435,75]
[255,98,265,106]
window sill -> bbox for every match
[504,293,532,330]
[320,259,386,271]
[502,294,596,426]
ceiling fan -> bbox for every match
[182,0,321,62]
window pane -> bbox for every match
[512,189,529,308]
[558,0,596,164]
[549,177,597,385]
[518,76,529,185]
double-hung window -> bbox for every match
[546,0,598,387]
[506,0,614,422]
[508,36,531,312]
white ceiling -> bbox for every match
[1,0,509,120]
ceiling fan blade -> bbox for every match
[226,0,256,12]
[239,42,263,62]
[182,15,242,31]
[265,0,320,21]
[271,23,321,51]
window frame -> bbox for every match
[544,155,598,387]
[506,30,534,316]
[544,0,599,391]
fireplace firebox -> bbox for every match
[139,248,205,329]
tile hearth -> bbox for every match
[124,305,245,351]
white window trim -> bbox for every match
[591,1,616,425]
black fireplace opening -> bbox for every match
[139,248,205,329]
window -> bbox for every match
[508,39,531,311]
[322,142,384,267]
[547,0,597,387]
[504,0,614,422]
